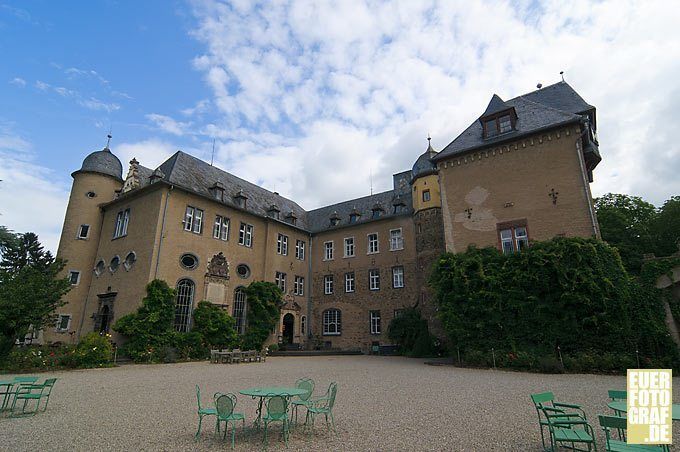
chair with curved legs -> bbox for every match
[305,382,338,436]
[195,385,217,440]
[291,377,314,427]
[263,394,290,447]
[214,393,245,449]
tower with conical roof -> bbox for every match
[45,144,124,342]
[411,137,446,337]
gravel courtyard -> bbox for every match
[2,356,677,451]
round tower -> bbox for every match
[411,138,446,339]
[47,146,123,343]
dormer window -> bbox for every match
[349,207,361,224]
[209,181,225,201]
[329,211,340,227]
[482,109,516,139]
[267,204,280,220]
[233,189,247,208]
[285,211,297,226]
[371,203,384,219]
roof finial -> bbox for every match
[560,71,565,82]
[105,126,112,149]
[427,134,431,144]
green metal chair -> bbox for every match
[598,415,669,452]
[608,390,627,415]
[305,382,337,435]
[543,408,598,451]
[36,378,57,412]
[10,383,47,416]
[263,394,290,447]
[214,393,245,449]
[291,377,315,426]
[531,392,588,451]
[13,376,39,384]
[195,385,217,440]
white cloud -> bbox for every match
[9,77,26,87]
[77,97,120,112]
[186,0,680,207]
[35,80,50,91]
[0,124,69,253]
[113,138,182,169]
[181,99,210,116]
[145,114,192,136]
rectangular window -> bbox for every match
[345,272,355,293]
[184,206,203,234]
[392,266,404,288]
[55,314,71,332]
[499,115,512,133]
[499,223,529,254]
[77,224,90,239]
[295,239,305,260]
[294,275,305,296]
[370,310,381,335]
[324,241,334,260]
[275,271,286,292]
[485,119,498,137]
[324,275,334,295]
[323,309,341,335]
[390,229,403,251]
[213,215,230,241]
[394,309,404,318]
[422,190,431,202]
[239,223,253,247]
[367,233,379,254]
[113,209,130,238]
[344,237,355,257]
[369,269,380,291]
[68,271,80,286]
[277,233,288,255]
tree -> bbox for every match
[0,232,71,361]
[0,226,18,255]
[192,301,238,349]
[595,193,657,273]
[650,196,680,256]
[241,281,282,350]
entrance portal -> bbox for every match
[282,313,295,344]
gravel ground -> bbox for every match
[1,356,678,451]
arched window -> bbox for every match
[300,315,307,335]
[322,309,341,336]
[174,279,195,332]
[233,287,247,335]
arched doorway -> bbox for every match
[99,305,110,334]
[282,313,295,345]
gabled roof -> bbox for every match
[434,82,590,161]
[306,189,413,233]
[151,151,309,229]
[481,94,509,117]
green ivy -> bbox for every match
[241,281,282,351]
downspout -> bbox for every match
[76,205,107,341]
[307,234,313,348]
[154,185,173,279]
[574,121,599,237]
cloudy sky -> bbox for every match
[1,0,679,252]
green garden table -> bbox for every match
[608,401,680,421]
[240,386,307,429]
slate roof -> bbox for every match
[481,94,509,116]
[306,189,413,233]
[151,151,309,229]
[434,82,593,161]
[75,148,123,180]
[411,143,438,180]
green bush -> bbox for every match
[191,301,238,350]
[67,333,113,368]
[173,331,207,360]
[430,237,680,372]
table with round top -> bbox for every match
[607,401,680,421]
[240,386,307,429]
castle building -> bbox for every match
[45,81,601,352]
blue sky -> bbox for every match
[1,0,679,252]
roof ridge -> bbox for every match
[511,95,581,119]
[307,189,396,214]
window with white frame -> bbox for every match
[422,189,431,202]
[233,287,246,334]
[55,314,71,332]
[370,310,381,334]
[183,206,203,234]
[213,215,230,241]
[275,271,287,292]
[323,309,341,335]
[390,228,403,251]
[499,223,529,254]
[324,241,334,260]
[294,275,304,296]
[77,224,90,239]
[369,269,380,291]
[295,239,305,260]
[345,272,355,293]
[344,237,355,257]
[68,271,80,286]
[277,233,288,255]
[174,279,195,332]
[367,233,379,254]
[238,223,253,247]
[324,275,333,294]
[392,266,404,288]
[113,208,130,238]
[300,315,306,335]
